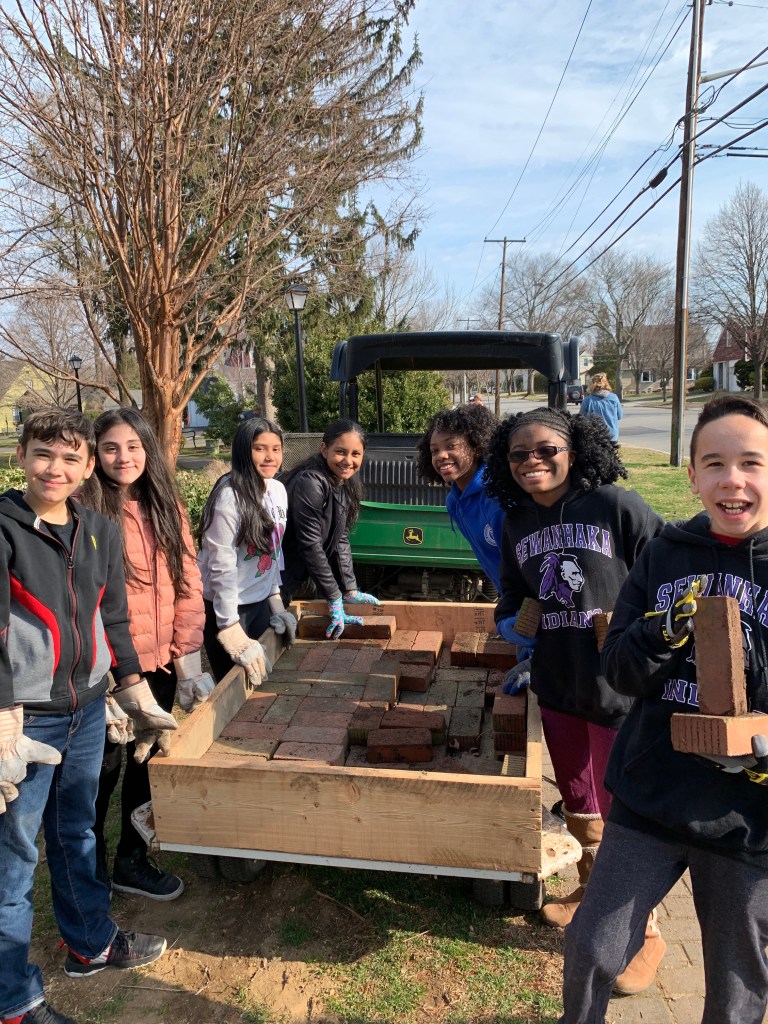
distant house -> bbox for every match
[0,359,62,434]
[711,324,747,392]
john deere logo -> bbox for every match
[403,527,423,545]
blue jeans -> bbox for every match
[0,695,118,1018]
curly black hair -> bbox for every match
[415,403,498,483]
[483,407,627,512]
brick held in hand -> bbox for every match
[694,596,747,717]
[592,612,612,654]
[514,598,542,639]
[366,727,433,763]
[296,614,397,641]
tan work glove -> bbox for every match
[173,650,216,713]
[105,693,134,745]
[268,594,297,645]
[112,679,178,764]
[0,705,62,813]
[217,621,272,689]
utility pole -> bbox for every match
[670,0,707,467]
[485,236,525,417]
[457,318,480,403]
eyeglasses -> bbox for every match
[507,445,570,464]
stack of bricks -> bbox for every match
[203,614,516,776]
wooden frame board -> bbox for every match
[148,602,568,878]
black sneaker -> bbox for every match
[112,852,184,901]
[63,930,167,978]
[18,1003,78,1024]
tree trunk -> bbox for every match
[755,357,764,400]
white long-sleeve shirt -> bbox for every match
[198,478,288,629]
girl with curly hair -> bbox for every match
[416,402,505,594]
[486,407,663,963]
[198,417,294,686]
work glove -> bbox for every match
[497,614,539,661]
[326,596,362,640]
[173,650,216,713]
[502,658,531,695]
[268,594,297,645]
[217,621,272,689]
[343,590,381,606]
[105,693,134,745]
[698,733,768,787]
[646,575,708,649]
[0,705,62,813]
[112,679,178,764]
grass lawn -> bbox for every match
[618,445,701,521]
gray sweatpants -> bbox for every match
[561,820,768,1024]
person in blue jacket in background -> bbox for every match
[580,372,623,441]
[416,403,505,595]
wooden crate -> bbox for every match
[148,601,577,881]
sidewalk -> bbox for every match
[540,748,766,1024]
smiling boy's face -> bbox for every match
[688,414,768,538]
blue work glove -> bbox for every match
[497,615,540,653]
[344,590,381,606]
[327,596,363,639]
[502,658,531,695]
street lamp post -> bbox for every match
[69,354,83,413]
[284,283,310,432]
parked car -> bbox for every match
[566,383,585,404]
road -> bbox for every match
[489,395,698,458]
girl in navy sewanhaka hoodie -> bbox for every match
[561,395,768,1023]
[484,407,663,946]
[416,403,505,595]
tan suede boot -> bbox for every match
[613,912,666,995]
[539,812,604,929]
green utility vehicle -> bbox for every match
[285,330,580,602]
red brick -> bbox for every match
[310,680,366,701]
[593,612,612,654]
[324,648,359,671]
[486,670,504,708]
[231,692,277,722]
[450,632,482,666]
[414,631,443,661]
[291,710,354,730]
[273,741,346,766]
[380,707,446,743]
[492,692,527,733]
[261,695,305,724]
[448,707,483,751]
[282,724,349,748]
[397,662,434,693]
[391,649,436,667]
[366,727,433,763]
[694,596,748,716]
[363,667,400,703]
[475,637,517,670]
[220,720,286,741]
[386,630,418,651]
[207,737,279,759]
[515,597,542,638]
[455,679,486,708]
[493,731,527,754]
[350,648,384,673]
[348,703,387,744]
[299,646,336,672]
[333,637,390,650]
[299,695,359,716]
[297,615,396,641]
[671,711,768,756]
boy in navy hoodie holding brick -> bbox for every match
[0,410,176,1024]
[562,394,768,1023]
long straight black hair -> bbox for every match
[198,416,284,554]
[90,408,191,597]
[282,418,366,527]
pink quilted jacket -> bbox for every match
[122,500,205,673]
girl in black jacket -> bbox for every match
[281,419,379,638]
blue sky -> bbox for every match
[397,0,768,310]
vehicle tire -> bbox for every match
[186,853,221,879]
[217,856,268,883]
[471,878,507,908]
[507,879,545,912]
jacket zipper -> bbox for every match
[37,514,82,710]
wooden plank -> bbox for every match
[149,759,541,873]
[525,691,543,782]
[294,600,496,640]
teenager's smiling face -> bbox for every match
[429,429,478,491]
[507,424,573,507]
[17,436,94,518]
[96,423,146,491]
[251,432,283,478]
[688,414,768,538]
[321,431,364,481]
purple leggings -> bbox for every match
[540,706,617,819]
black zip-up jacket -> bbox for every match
[495,485,663,727]
[280,455,357,602]
[0,490,141,714]
[603,513,768,866]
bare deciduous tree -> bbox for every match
[694,181,768,399]
[0,0,423,456]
